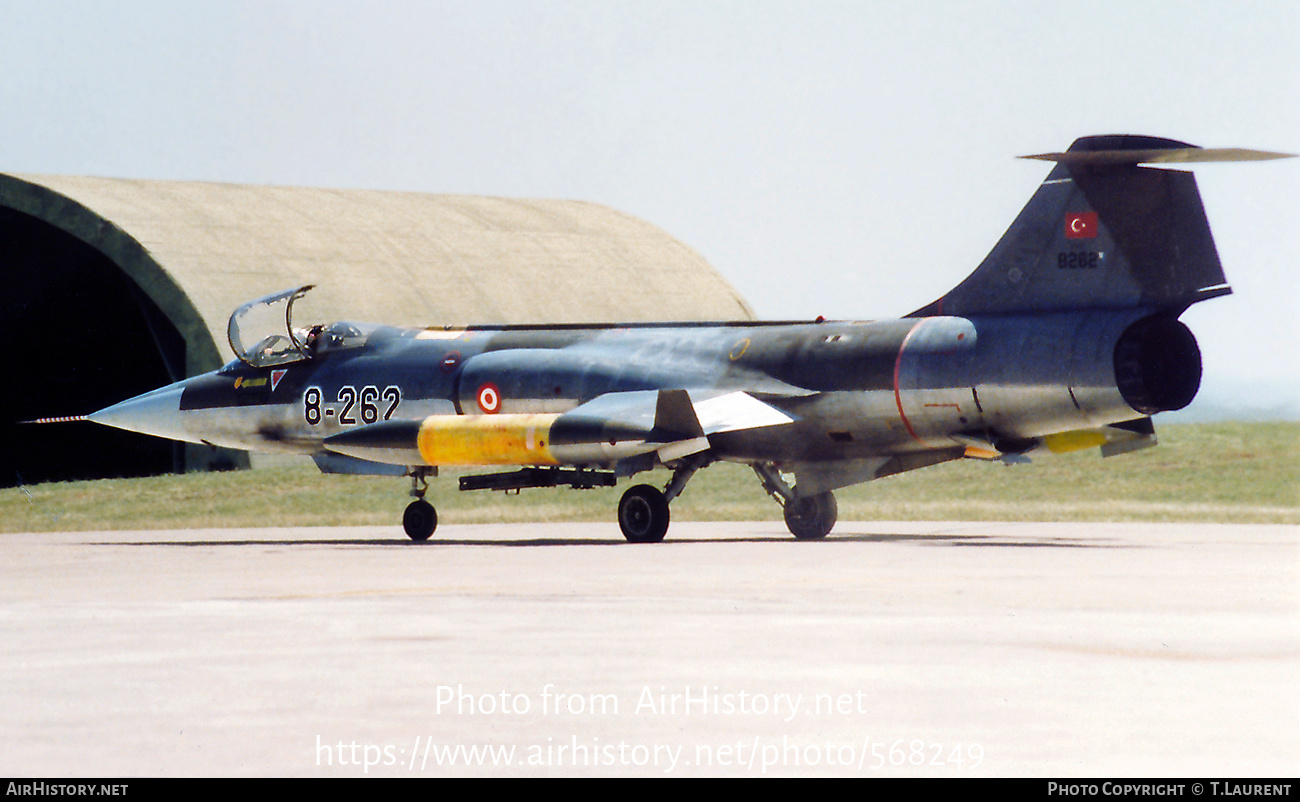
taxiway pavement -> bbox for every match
[1,521,1295,776]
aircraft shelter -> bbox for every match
[0,173,754,485]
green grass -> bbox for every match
[4,422,1297,532]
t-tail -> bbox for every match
[911,135,1292,318]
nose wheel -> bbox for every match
[403,468,437,541]
[403,499,437,541]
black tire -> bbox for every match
[403,499,437,541]
[618,484,670,543]
[783,491,837,539]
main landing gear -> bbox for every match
[753,463,838,539]
[618,484,670,543]
[616,455,706,543]
[615,461,837,541]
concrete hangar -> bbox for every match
[1,173,754,486]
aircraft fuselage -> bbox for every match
[118,307,1180,473]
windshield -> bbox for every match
[311,320,372,353]
[227,285,315,367]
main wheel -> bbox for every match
[783,491,837,539]
[403,499,437,541]
[618,484,670,543]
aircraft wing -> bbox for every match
[560,387,797,463]
[555,388,794,438]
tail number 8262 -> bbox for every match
[304,385,401,426]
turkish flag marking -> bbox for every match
[1065,211,1098,239]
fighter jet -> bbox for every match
[71,135,1292,541]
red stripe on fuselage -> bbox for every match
[893,319,927,444]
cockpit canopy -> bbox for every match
[227,285,380,369]
[228,285,315,368]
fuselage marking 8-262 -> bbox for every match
[304,385,402,426]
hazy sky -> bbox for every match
[4,1,1297,417]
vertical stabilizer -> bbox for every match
[911,136,1289,317]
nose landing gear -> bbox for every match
[403,468,437,541]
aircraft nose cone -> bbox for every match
[87,382,194,443]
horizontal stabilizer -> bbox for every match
[1021,147,1294,166]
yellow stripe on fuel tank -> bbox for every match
[417,414,560,466]
[1043,429,1109,454]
